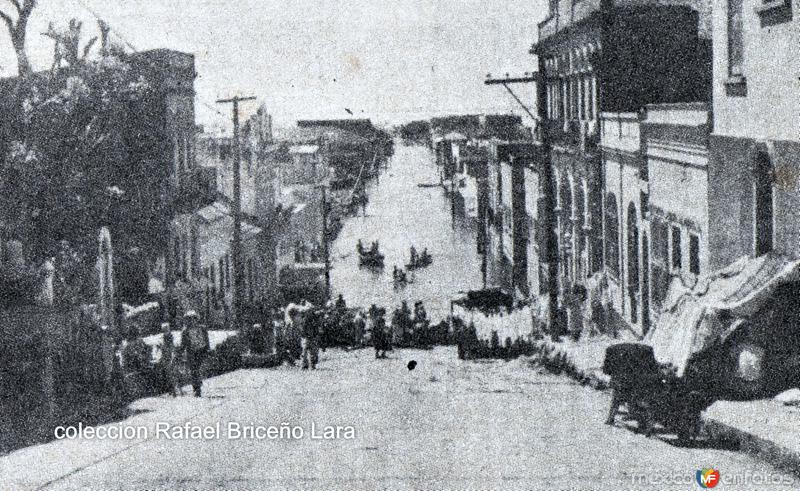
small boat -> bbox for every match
[392,267,410,286]
[417,183,440,188]
[359,250,384,268]
[406,253,433,270]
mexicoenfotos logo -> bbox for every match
[696,468,721,488]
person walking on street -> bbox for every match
[179,310,210,397]
[373,308,390,358]
[352,310,365,347]
[160,322,183,397]
[301,309,321,369]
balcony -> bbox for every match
[544,119,580,148]
[175,166,217,213]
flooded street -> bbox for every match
[330,142,483,322]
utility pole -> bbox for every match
[321,185,331,300]
[485,69,559,340]
[216,94,256,330]
[533,62,560,342]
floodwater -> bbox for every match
[330,142,483,322]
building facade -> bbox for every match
[533,0,712,335]
[708,0,800,269]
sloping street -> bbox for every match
[2,348,793,490]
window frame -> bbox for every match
[727,0,745,78]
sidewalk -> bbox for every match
[0,368,263,490]
[538,333,800,477]
[536,332,637,389]
[704,399,800,476]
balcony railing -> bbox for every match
[175,166,217,213]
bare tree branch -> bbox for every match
[82,36,97,59]
[0,10,14,30]
[0,0,37,76]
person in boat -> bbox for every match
[357,239,364,255]
[393,265,400,281]
[421,248,431,264]
[335,294,347,312]
[371,241,380,255]
[409,245,418,266]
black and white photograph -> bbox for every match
[0,0,798,489]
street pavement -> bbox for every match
[2,347,796,490]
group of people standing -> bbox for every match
[125,310,210,399]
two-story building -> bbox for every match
[533,0,712,334]
[600,103,711,335]
[483,142,541,298]
[708,0,799,268]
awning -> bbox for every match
[645,253,800,376]
[289,144,320,155]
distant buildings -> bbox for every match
[193,201,266,327]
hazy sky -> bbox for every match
[0,0,546,131]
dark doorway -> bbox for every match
[754,151,773,256]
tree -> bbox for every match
[0,19,154,305]
[42,19,98,70]
[0,0,37,77]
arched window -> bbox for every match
[627,203,640,293]
[604,194,620,277]
[560,176,574,278]
[574,182,586,281]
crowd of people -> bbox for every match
[270,296,437,364]
[117,294,445,399]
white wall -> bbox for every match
[649,158,710,276]
[712,0,800,141]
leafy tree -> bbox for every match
[0,19,154,305]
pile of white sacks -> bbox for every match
[453,303,534,345]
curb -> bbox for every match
[533,340,610,390]
[703,416,800,478]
